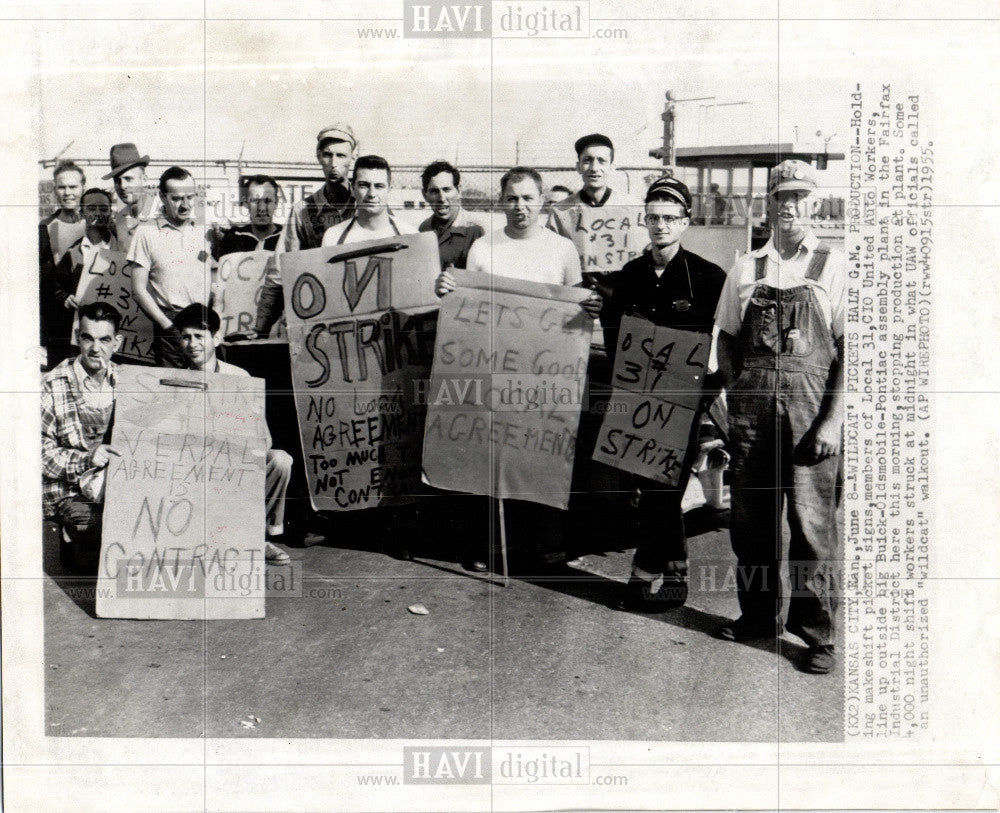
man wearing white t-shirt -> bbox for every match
[321,155,417,246]
[434,167,599,573]
[714,159,845,675]
[436,166,597,309]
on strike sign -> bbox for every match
[279,232,441,511]
[548,196,647,280]
[592,315,710,486]
[214,250,283,337]
[73,248,156,363]
[421,270,593,510]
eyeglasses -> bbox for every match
[645,214,688,226]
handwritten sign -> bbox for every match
[215,250,285,338]
[592,316,709,486]
[95,366,268,619]
[549,198,647,280]
[74,248,156,363]
[280,232,441,511]
[422,270,593,510]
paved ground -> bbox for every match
[44,485,843,742]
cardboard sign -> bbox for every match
[95,366,268,619]
[592,316,710,486]
[280,232,441,511]
[549,198,648,277]
[422,270,593,510]
[214,250,285,338]
[74,248,156,363]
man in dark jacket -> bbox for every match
[600,176,727,612]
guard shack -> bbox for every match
[663,142,845,271]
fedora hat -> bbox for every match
[102,143,150,180]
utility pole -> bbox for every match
[648,91,715,175]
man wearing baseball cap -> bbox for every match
[713,159,846,674]
[601,175,727,612]
[254,123,358,336]
[103,142,159,251]
[547,133,644,296]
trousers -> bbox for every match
[728,364,841,646]
[265,448,293,535]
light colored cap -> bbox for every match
[317,123,357,150]
[768,159,817,196]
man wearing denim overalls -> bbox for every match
[714,160,845,674]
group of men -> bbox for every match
[39,123,844,674]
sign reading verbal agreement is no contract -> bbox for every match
[592,315,710,486]
[96,366,268,620]
[73,248,156,363]
[421,269,593,510]
[279,232,441,511]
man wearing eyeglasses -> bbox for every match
[600,176,727,612]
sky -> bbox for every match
[10,1,995,193]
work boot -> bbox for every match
[718,616,782,642]
[804,645,836,674]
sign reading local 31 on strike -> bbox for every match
[214,250,285,338]
[548,196,648,281]
[279,232,441,511]
[592,316,710,486]
[73,248,156,363]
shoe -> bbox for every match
[616,574,686,613]
[706,507,730,529]
[300,530,326,547]
[804,644,836,674]
[718,616,782,642]
[463,559,489,573]
[264,541,291,565]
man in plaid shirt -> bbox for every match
[41,302,123,564]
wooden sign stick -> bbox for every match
[497,497,510,588]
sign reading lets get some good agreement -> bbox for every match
[422,270,593,510]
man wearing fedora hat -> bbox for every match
[601,175,727,613]
[253,123,358,337]
[714,159,846,674]
[103,142,159,251]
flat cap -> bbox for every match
[574,133,614,156]
[317,123,357,150]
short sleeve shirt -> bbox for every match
[113,194,160,253]
[714,232,846,341]
[465,227,583,287]
[126,217,212,312]
[418,209,488,270]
